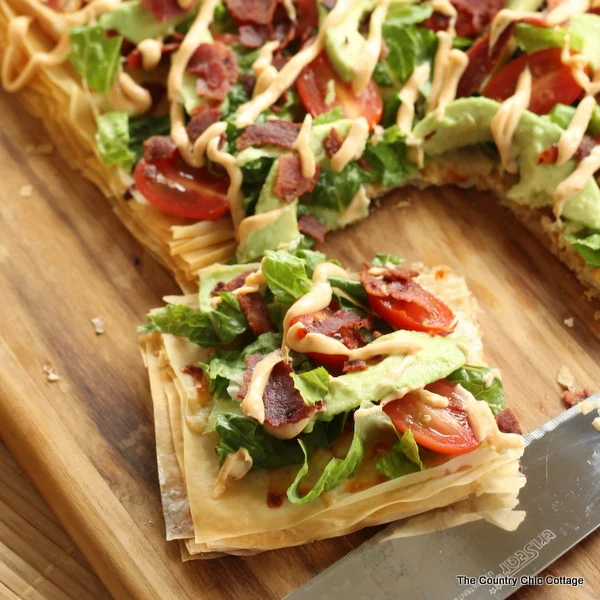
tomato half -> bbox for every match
[482,47,586,115]
[383,380,480,455]
[367,291,456,335]
[296,52,383,128]
[307,351,348,372]
[134,154,230,220]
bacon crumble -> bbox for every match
[323,128,344,159]
[298,214,327,242]
[186,106,222,143]
[225,0,278,25]
[274,154,321,202]
[495,408,523,435]
[188,42,238,101]
[143,136,177,162]
[238,293,276,336]
[236,121,302,151]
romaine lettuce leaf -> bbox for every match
[548,103,600,137]
[209,291,249,343]
[373,24,436,89]
[447,365,505,415]
[292,367,330,405]
[384,3,432,27]
[365,125,417,188]
[96,112,136,170]
[374,429,424,480]
[128,114,171,162]
[263,249,314,303]
[565,231,600,268]
[514,23,582,54]
[371,252,404,267]
[328,276,368,305]
[69,25,122,93]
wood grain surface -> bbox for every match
[0,86,599,600]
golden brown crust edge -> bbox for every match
[1,1,599,297]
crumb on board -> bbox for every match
[42,363,60,382]
[563,388,590,407]
[556,365,575,391]
[19,184,33,198]
[91,316,105,335]
[395,200,412,209]
[25,143,54,155]
[593,417,600,432]
[563,317,574,328]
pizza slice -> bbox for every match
[3,0,600,294]
[139,242,525,557]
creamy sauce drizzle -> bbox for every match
[137,38,163,71]
[213,447,253,498]
[491,67,531,173]
[293,114,316,178]
[353,0,390,94]
[107,72,153,115]
[397,63,431,134]
[430,0,457,36]
[331,117,370,172]
[252,40,280,97]
[556,95,596,166]
[553,146,600,218]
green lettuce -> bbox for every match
[138,294,248,346]
[69,25,122,93]
[96,112,136,170]
[292,367,330,405]
[514,23,583,54]
[365,126,417,188]
[313,107,345,125]
[565,232,600,268]
[128,114,171,162]
[374,429,424,480]
[328,276,368,305]
[548,103,600,137]
[371,252,404,267]
[384,3,433,27]
[373,24,436,89]
[447,365,505,415]
[263,250,314,303]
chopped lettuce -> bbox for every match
[565,231,600,268]
[138,294,248,346]
[384,3,433,27]
[373,24,436,89]
[514,23,582,54]
[313,107,345,125]
[292,367,330,405]
[95,112,136,170]
[263,249,314,303]
[447,365,505,415]
[328,276,368,305]
[371,252,404,267]
[548,103,600,137]
[68,25,122,93]
[128,114,171,162]
[365,126,417,188]
[374,429,424,480]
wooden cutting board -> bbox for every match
[1,87,599,600]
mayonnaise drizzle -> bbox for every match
[240,350,284,423]
[352,0,390,94]
[556,95,596,166]
[546,0,589,26]
[235,0,360,128]
[330,117,370,172]
[293,114,316,178]
[553,146,600,219]
[560,34,590,91]
[107,72,153,115]
[252,40,280,98]
[213,447,253,498]
[430,0,457,36]
[137,38,163,71]
[491,67,531,173]
[396,63,431,134]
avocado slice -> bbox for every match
[237,201,300,263]
[99,0,192,44]
[412,97,600,229]
[324,1,377,83]
[197,263,260,312]
[568,14,600,70]
[323,330,468,417]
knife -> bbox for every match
[286,399,600,600]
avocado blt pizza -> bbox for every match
[139,243,525,558]
[3,0,600,292]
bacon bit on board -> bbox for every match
[495,408,523,435]
[562,388,591,407]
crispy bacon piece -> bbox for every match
[323,128,343,159]
[537,136,598,165]
[238,355,321,427]
[181,364,206,394]
[225,0,277,25]
[239,24,271,48]
[212,270,254,295]
[342,359,367,373]
[275,154,321,202]
[188,42,238,101]
[562,388,591,407]
[293,306,374,350]
[236,121,302,151]
[186,106,222,143]
[141,0,186,23]
[298,214,327,243]
[126,36,183,70]
[143,136,177,162]
[422,0,504,39]
[495,408,523,435]
[238,292,276,336]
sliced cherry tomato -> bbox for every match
[307,351,348,372]
[367,291,456,335]
[134,153,230,220]
[296,52,383,128]
[482,47,586,115]
[383,379,480,455]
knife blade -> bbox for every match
[286,399,600,600]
